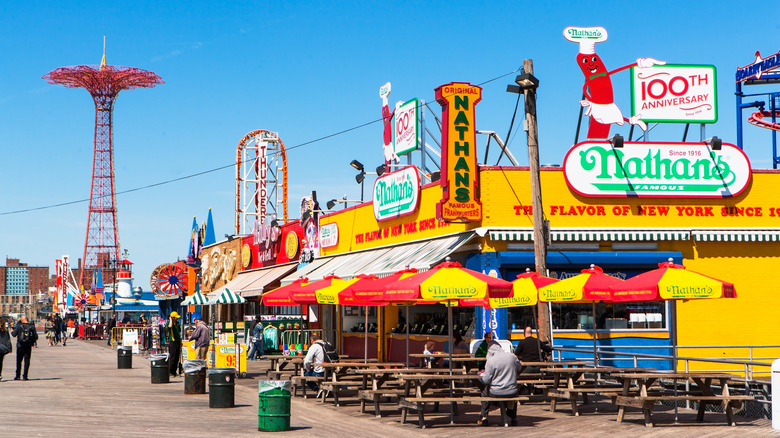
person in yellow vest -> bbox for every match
[167,311,183,376]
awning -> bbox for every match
[692,229,780,242]
[209,262,299,298]
[279,232,475,284]
[208,288,247,304]
[488,228,690,242]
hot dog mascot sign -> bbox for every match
[564,26,665,139]
[435,82,482,222]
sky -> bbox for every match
[1,1,779,290]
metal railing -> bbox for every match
[280,329,336,351]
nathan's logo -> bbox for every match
[540,289,578,301]
[665,284,714,298]
[316,290,338,304]
[425,285,478,298]
[494,296,531,306]
[435,82,483,222]
[373,166,420,221]
[563,141,751,198]
[565,27,604,40]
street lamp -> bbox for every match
[507,60,551,345]
[350,160,367,201]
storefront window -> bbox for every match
[508,301,667,331]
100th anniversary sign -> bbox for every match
[563,141,751,198]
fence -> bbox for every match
[280,329,336,350]
[552,344,776,419]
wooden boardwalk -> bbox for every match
[0,339,774,437]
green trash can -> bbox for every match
[258,380,292,431]
[150,354,170,384]
[208,368,236,408]
[117,346,132,369]
[183,360,208,394]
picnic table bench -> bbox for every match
[543,367,652,416]
[399,395,529,428]
[611,372,755,427]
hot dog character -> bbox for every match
[380,82,400,164]
[564,26,664,139]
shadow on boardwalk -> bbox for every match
[0,339,774,437]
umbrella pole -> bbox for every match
[592,302,598,367]
[532,305,542,362]
[364,306,368,364]
[447,302,456,424]
[405,305,410,368]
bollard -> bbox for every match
[208,368,236,408]
[117,346,132,369]
[773,359,780,429]
[150,354,170,384]
[258,380,292,431]
[183,360,208,394]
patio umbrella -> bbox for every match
[208,288,247,305]
[382,260,513,376]
[462,269,558,362]
[350,268,419,366]
[181,290,209,306]
[261,278,309,306]
[538,264,625,366]
[609,258,737,371]
[290,275,345,305]
[315,273,381,363]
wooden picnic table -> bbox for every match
[409,353,473,368]
[611,372,753,427]
[264,355,305,373]
[319,361,405,382]
[542,367,652,416]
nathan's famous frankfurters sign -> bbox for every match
[435,82,482,222]
[563,141,751,198]
[373,165,420,221]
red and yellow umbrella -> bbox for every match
[315,274,379,305]
[462,270,557,308]
[349,268,419,305]
[609,260,737,302]
[261,277,309,306]
[538,264,623,304]
[290,275,346,305]
[382,260,513,302]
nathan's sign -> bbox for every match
[563,141,751,198]
[319,222,338,248]
[736,49,780,83]
[631,64,717,123]
[373,166,420,221]
[394,98,419,156]
[435,82,482,222]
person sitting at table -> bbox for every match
[452,332,468,354]
[475,331,499,371]
[303,333,326,392]
[514,326,552,372]
[422,341,436,367]
[478,343,522,426]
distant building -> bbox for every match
[0,258,51,317]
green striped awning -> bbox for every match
[181,291,209,306]
[209,288,247,305]
[692,229,780,242]
[489,229,690,242]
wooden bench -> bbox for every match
[290,375,324,398]
[614,394,755,427]
[399,396,530,428]
[266,370,297,380]
[547,384,628,415]
[319,381,365,407]
[357,387,481,417]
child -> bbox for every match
[423,341,436,368]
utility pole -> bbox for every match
[522,59,551,344]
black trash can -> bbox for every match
[150,354,170,384]
[117,346,132,369]
[183,360,208,394]
[208,367,236,408]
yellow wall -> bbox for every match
[319,167,780,364]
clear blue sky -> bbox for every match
[1,1,778,289]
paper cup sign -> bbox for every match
[394,98,418,156]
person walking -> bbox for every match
[60,317,68,347]
[247,316,264,361]
[11,315,38,380]
[106,313,117,346]
[44,316,55,347]
[189,314,210,360]
[53,314,63,345]
[0,318,12,382]
[167,311,183,377]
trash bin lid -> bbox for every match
[150,354,170,360]
[259,380,292,393]
[183,360,208,373]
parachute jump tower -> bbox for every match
[43,41,163,287]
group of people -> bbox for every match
[0,315,39,381]
[164,312,210,377]
[43,314,72,347]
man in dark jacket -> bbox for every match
[11,315,38,380]
[514,326,552,372]
[106,314,117,346]
[189,315,210,360]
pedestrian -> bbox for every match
[0,318,12,382]
[188,314,210,360]
[167,311,183,376]
[54,314,63,345]
[303,333,326,392]
[11,315,38,380]
[60,317,68,347]
[44,316,55,347]
[477,343,522,426]
[106,313,117,346]
[66,318,75,340]
[247,316,264,361]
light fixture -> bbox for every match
[514,72,540,91]
[609,134,624,148]
[326,199,337,210]
[376,164,386,176]
[355,172,365,184]
[704,136,722,150]
[350,159,364,172]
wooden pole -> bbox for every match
[523,59,551,345]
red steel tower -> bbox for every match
[43,50,163,287]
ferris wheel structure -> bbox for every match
[236,130,289,234]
